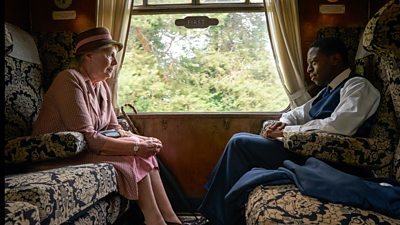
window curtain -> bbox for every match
[97,0,133,113]
[263,0,311,108]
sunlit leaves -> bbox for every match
[118,12,289,112]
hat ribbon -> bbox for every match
[75,33,113,52]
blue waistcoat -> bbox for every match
[308,75,375,137]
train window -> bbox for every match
[118,1,289,112]
[133,0,258,6]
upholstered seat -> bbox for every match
[247,184,400,224]
[5,163,118,224]
[246,0,400,224]
[4,23,87,164]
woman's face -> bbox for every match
[85,45,118,82]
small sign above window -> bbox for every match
[175,16,219,29]
[52,10,76,20]
[319,4,346,14]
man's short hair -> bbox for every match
[310,37,349,67]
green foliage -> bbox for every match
[118,12,289,112]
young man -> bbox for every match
[197,37,381,225]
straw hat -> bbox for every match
[75,27,123,55]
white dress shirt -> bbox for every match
[280,68,381,136]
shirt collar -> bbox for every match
[328,68,351,90]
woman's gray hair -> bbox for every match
[69,43,116,69]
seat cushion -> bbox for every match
[5,201,41,225]
[64,193,130,225]
[246,184,400,225]
[5,163,118,225]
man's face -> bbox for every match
[306,47,336,86]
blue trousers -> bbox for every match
[198,132,307,225]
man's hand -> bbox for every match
[261,122,286,140]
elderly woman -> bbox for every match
[32,27,182,225]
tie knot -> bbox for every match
[326,86,332,92]
[321,86,332,98]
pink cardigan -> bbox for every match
[32,69,158,200]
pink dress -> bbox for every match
[32,69,158,200]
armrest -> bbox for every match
[5,201,40,225]
[5,132,87,164]
[282,131,394,168]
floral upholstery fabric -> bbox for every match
[34,31,78,91]
[5,163,118,225]
[5,131,87,163]
[246,185,400,225]
[64,193,130,225]
[362,0,400,182]
[317,27,365,71]
[5,201,41,225]
[5,56,43,141]
[282,132,394,168]
[5,27,88,163]
[363,0,400,58]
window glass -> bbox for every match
[134,0,143,6]
[119,12,289,112]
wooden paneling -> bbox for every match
[5,0,31,31]
[6,0,96,32]
[30,0,97,32]
[129,113,281,197]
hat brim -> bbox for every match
[75,39,123,55]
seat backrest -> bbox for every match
[4,23,44,140]
[317,28,399,178]
[363,0,400,182]
[317,27,365,71]
[34,31,78,92]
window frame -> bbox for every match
[120,0,290,114]
[132,1,265,15]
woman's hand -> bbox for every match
[134,137,163,158]
[261,122,286,140]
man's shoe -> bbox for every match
[185,216,210,225]
[166,222,182,225]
